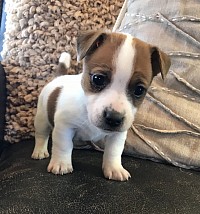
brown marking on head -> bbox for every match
[75,30,171,132]
[77,30,126,94]
[77,30,170,106]
[47,87,62,126]
[128,38,171,107]
[126,38,153,107]
[150,46,171,80]
[132,38,170,82]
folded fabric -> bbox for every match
[76,0,200,170]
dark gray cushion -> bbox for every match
[1,140,200,214]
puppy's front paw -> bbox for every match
[47,159,73,175]
[31,149,49,160]
[103,165,131,181]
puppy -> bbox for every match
[32,30,171,181]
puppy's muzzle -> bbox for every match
[103,108,124,130]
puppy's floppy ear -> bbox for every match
[151,47,171,80]
[76,30,108,61]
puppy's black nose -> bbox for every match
[103,109,124,128]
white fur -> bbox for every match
[86,34,137,133]
[113,33,135,91]
[32,34,138,181]
[59,52,71,68]
[32,73,130,179]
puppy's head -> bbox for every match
[77,30,171,132]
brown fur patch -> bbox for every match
[47,87,62,126]
[81,33,169,109]
[127,38,154,107]
[133,38,153,85]
[81,33,126,94]
[57,63,68,76]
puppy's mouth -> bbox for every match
[94,120,127,133]
[100,126,121,133]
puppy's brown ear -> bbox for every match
[76,30,108,61]
[151,47,171,80]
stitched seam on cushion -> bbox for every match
[131,125,199,169]
[134,124,200,136]
[150,86,200,103]
[167,51,200,59]
[157,13,200,48]
[170,70,200,95]
[119,12,200,50]
[125,13,200,23]
[146,93,200,133]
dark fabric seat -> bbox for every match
[0,139,200,214]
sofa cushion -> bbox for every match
[2,0,200,171]
[1,0,123,143]
[1,140,200,213]
[111,0,200,169]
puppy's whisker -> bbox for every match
[79,119,88,126]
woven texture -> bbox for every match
[1,0,123,143]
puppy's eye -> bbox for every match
[134,84,146,98]
[90,73,108,91]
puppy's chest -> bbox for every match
[73,124,107,143]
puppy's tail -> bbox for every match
[57,52,71,76]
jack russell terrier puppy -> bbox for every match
[32,30,171,181]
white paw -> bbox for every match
[47,159,73,175]
[103,165,131,181]
[31,149,49,160]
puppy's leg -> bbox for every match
[47,124,74,175]
[102,131,131,181]
[32,109,51,159]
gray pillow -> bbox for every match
[92,0,200,170]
